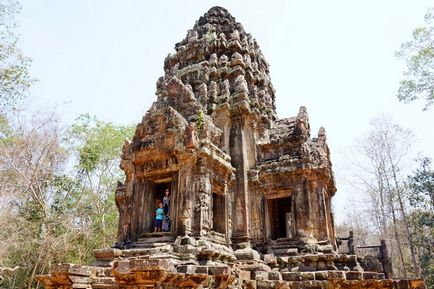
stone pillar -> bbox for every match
[229,117,250,245]
[294,179,310,237]
[176,164,194,236]
[193,169,212,236]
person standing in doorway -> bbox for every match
[162,188,171,231]
[154,203,164,232]
[163,188,170,215]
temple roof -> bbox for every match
[160,6,276,124]
[194,6,246,39]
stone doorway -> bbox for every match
[143,180,172,234]
[267,197,294,240]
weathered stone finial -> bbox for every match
[318,126,326,138]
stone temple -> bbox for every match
[38,7,426,289]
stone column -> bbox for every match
[194,171,212,236]
[176,164,194,236]
[229,117,250,245]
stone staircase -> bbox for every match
[135,232,175,248]
[269,238,300,256]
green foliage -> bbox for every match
[396,8,434,110]
[69,113,134,173]
[0,111,134,288]
[67,113,134,251]
[0,0,34,111]
[197,109,204,130]
[407,157,434,288]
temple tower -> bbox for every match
[115,6,336,252]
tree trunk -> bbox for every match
[390,160,420,277]
[386,175,407,278]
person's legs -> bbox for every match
[156,219,162,232]
[154,219,161,232]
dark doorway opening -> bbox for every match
[212,193,226,234]
[144,181,171,233]
[153,183,170,212]
[268,197,293,240]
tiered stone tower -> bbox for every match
[115,5,336,250]
[38,7,426,289]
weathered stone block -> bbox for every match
[299,264,316,272]
[328,270,345,280]
[395,279,410,289]
[268,271,282,281]
[264,254,277,266]
[287,248,298,256]
[71,284,91,289]
[253,271,269,281]
[237,270,251,281]
[409,279,427,289]
[300,272,315,280]
[257,280,274,289]
[93,248,123,260]
[314,271,329,280]
[177,265,197,274]
[235,248,260,261]
[282,272,301,281]
[208,266,229,276]
[195,266,209,274]
[180,236,197,246]
[346,271,363,280]
[245,280,257,289]
[69,276,91,284]
[68,265,93,277]
[363,272,378,279]
[317,261,327,270]
[317,244,333,253]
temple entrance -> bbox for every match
[212,193,226,234]
[267,197,293,240]
[143,180,172,233]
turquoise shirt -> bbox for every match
[156,208,164,220]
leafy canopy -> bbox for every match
[0,0,34,111]
[396,8,434,110]
[69,113,134,173]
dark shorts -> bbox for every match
[154,219,162,227]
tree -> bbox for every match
[407,157,434,288]
[396,8,434,110]
[67,114,134,250]
[0,0,34,112]
[0,111,134,289]
[350,114,419,278]
[0,111,71,289]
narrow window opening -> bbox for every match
[212,192,226,234]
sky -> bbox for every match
[17,0,434,224]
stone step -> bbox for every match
[273,248,299,256]
[136,235,175,248]
[135,241,172,249]
[91,277,116,288]
[271,243,299,249]
[272,238,300,245]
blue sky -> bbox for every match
[17,0,434,223]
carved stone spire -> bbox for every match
[160,6,276,126]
